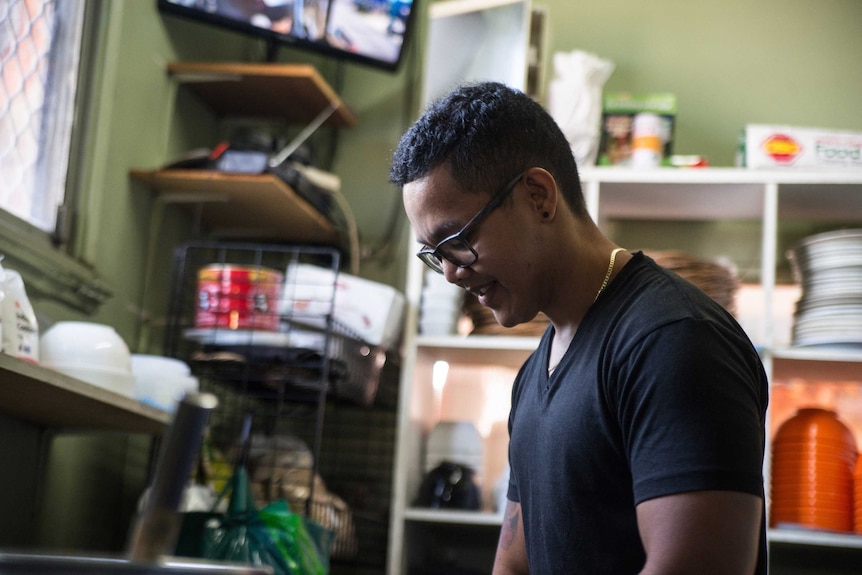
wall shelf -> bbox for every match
[131,61,355,245]
[166,61,357,127]
[129,168,340,244]
[0,354,169,434]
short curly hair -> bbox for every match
[389,81,586,216]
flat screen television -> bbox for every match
[158,0,417,72]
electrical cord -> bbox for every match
[328,186,360,276]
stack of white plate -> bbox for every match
[787,229,862,349]
[419,270,464,336]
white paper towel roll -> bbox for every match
[547,50,615,167]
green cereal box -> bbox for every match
[598,93,677,167]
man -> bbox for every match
[389,82,768,574]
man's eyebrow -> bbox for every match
[416,217,463,246]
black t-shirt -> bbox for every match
[507,252,768,574]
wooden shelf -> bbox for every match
[166,61,357,127]
[0,354,170,434]
[129,168,340,244]
[138,62,355,244]
[769,528,862,550]
[416,334,539,368]
[404,507,503,526]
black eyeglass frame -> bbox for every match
[417,172,524,274]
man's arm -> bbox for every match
[492,499,530,575]
[636,490,762,575]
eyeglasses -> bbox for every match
[417,172,523,274]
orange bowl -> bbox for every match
[771,488,853,501]
[772,469,853,486]
[772,461,853,482]
[773,408,857,452]
[771,499,853,513]
[772,439,858,455]
[770,498,853,511]
[770,508,853,532]
[773,447,858,466]
[772,453,856,467]
[772,485,853,498]
[770,514,852,529]
[772,485,852,496]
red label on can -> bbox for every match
[196,265,283,331]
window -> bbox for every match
[0,0,108,314]
[0,0,85,232]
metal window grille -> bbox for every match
[0,0,84,231]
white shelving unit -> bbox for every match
[388,167,862,574]
[386,0,533,572]
[421,0,532,107]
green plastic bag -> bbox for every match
[201,466,290,575]
[259,500,333,575]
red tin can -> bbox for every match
[196,265,283,331]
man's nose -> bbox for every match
[441,258,469,285]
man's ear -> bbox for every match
[523,168,559,221]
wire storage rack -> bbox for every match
[164,241,398,574]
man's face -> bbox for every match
[402,166,544,328]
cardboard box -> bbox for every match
[279,264,405,349]
[742,124,862,169]
[597,93,677,166]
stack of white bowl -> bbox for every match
[40,321,136,397]
[130,354,199,413]
[425,420,484,477]
[419,270,464,336]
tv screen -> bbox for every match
[158,0,417,72]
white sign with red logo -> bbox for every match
[744,124,862,169]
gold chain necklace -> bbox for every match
[594,247,627,302]
[548,247,626,375]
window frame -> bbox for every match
[0,0,111,313]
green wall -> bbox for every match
[534,0,862,167]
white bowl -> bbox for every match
[40,321,132,373]
[134,374,199,413]
[131,354,191,379]
[51,364,136,397]
[130,355,198,412]
[425,420,484,472]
